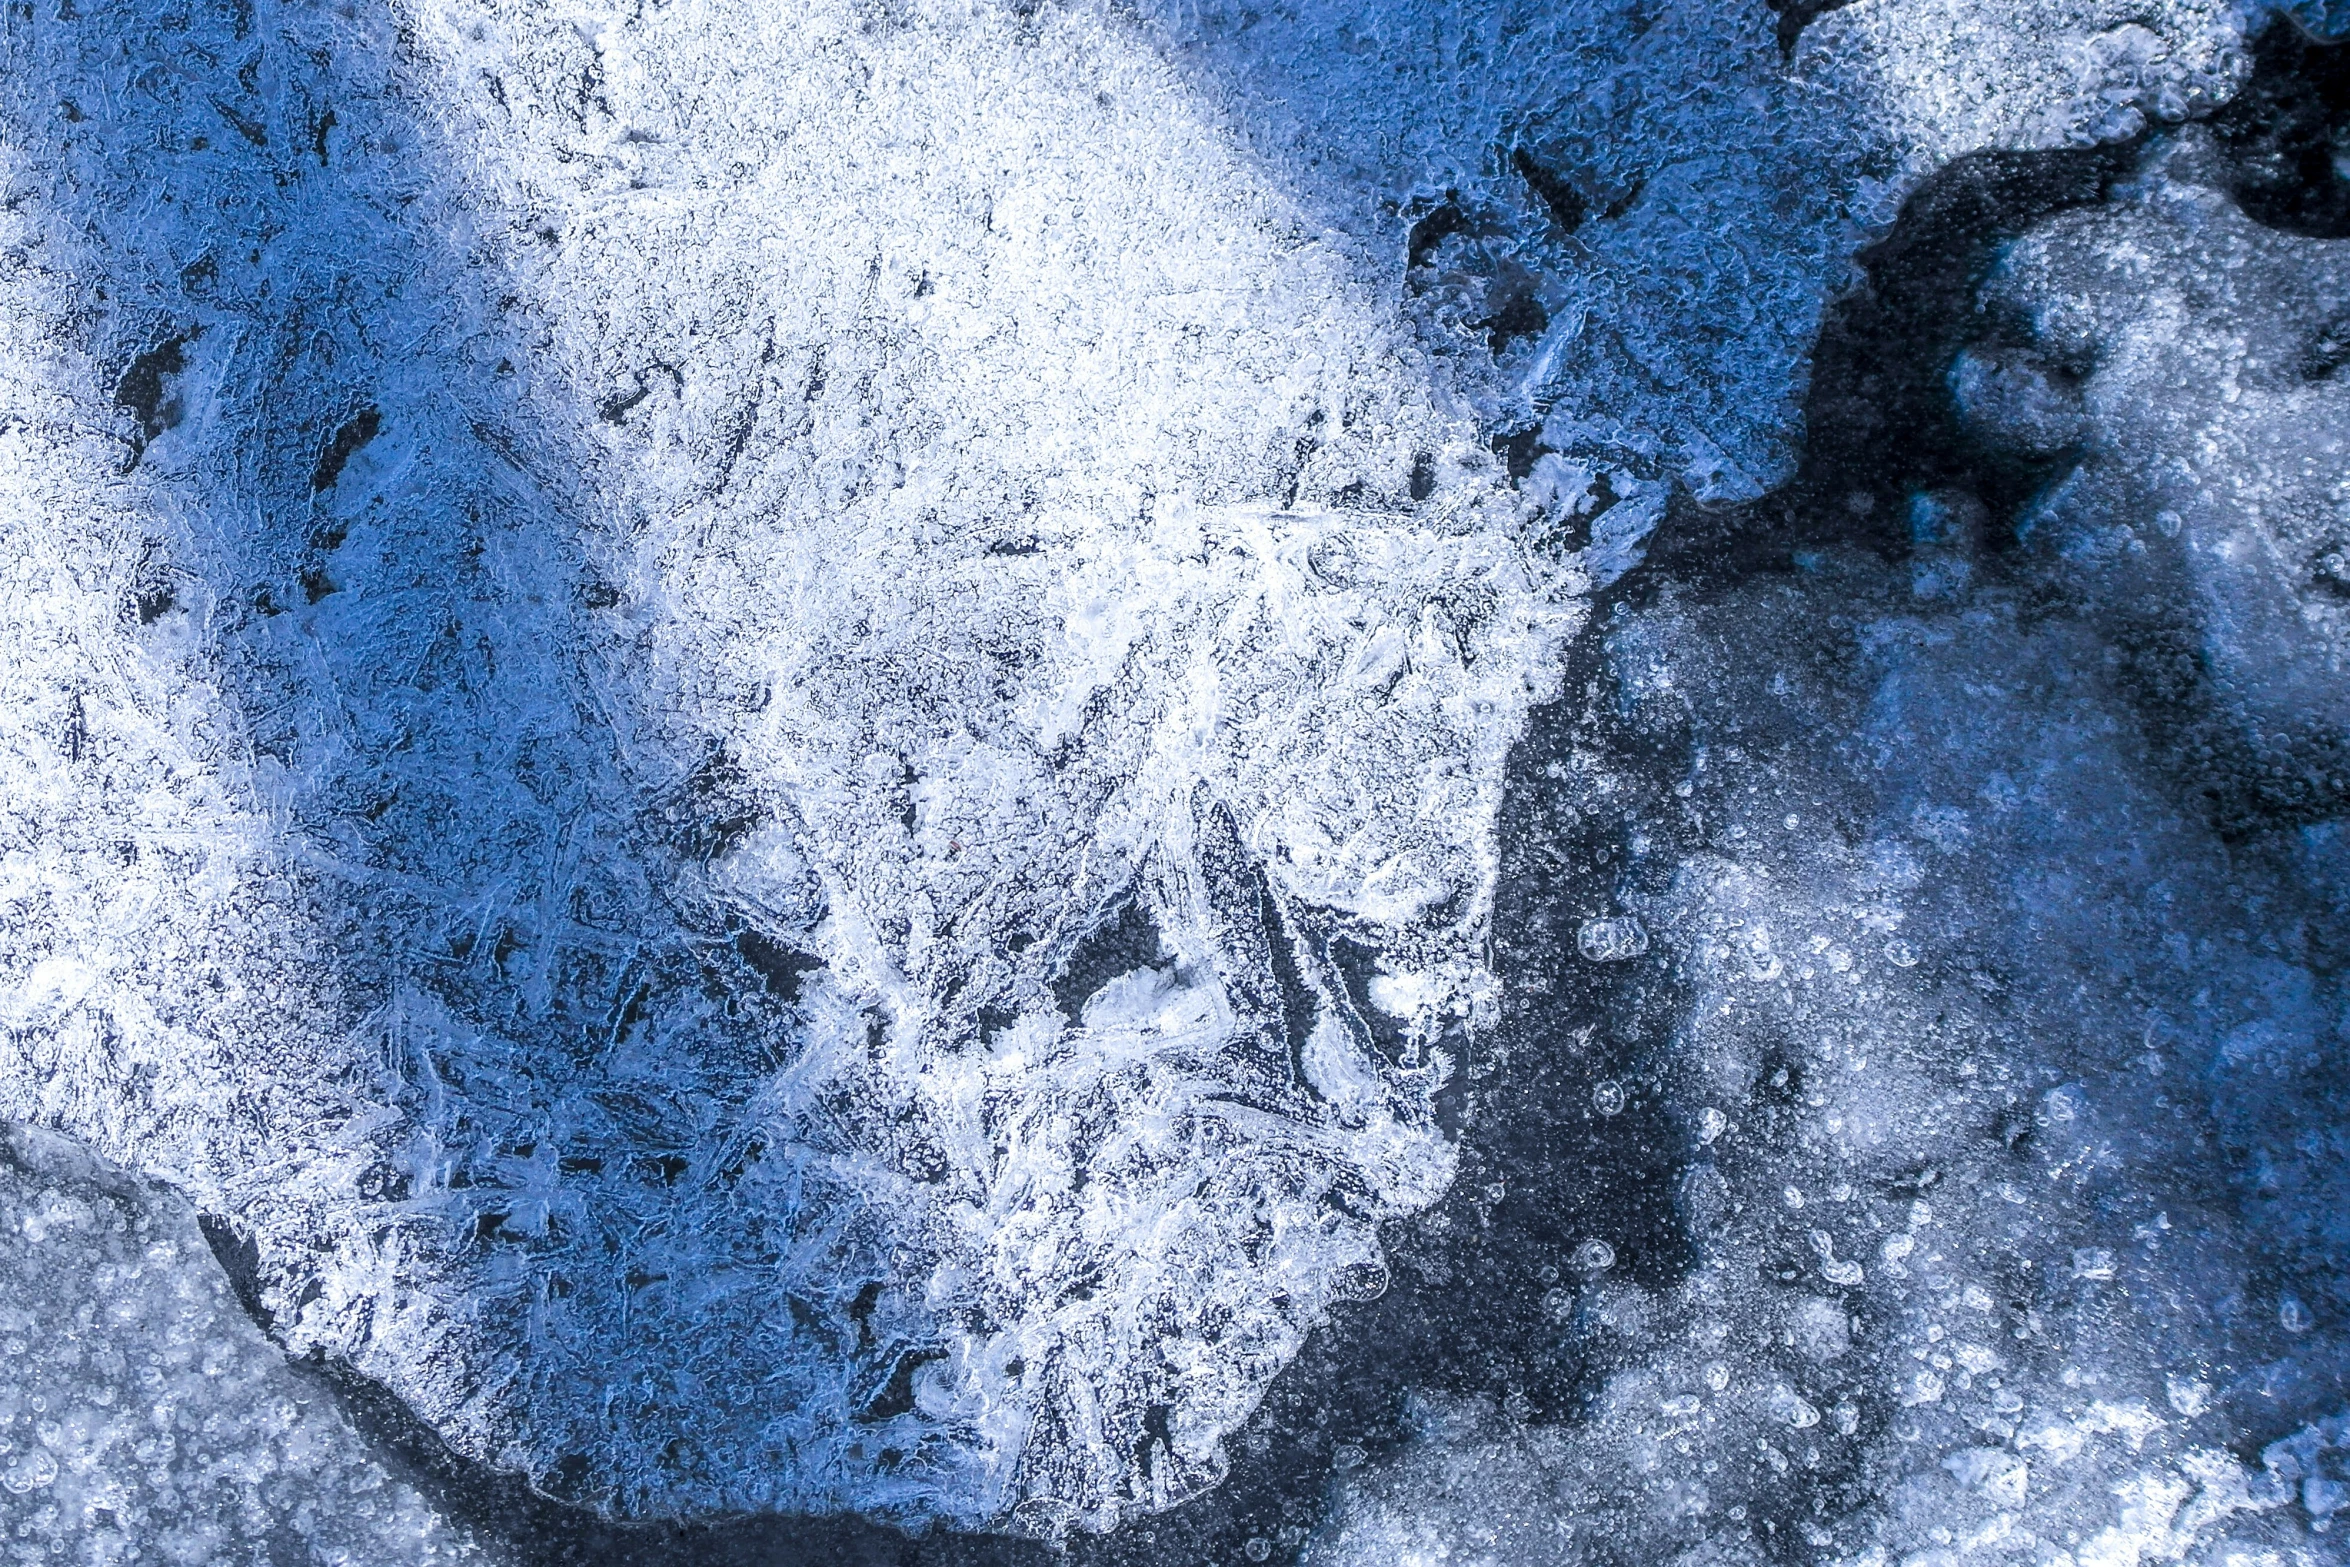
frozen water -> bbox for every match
[0,0,1574,1534]
[3,0,2350,1553]
[0,1122,483,1564]
[1130,0,2248,496]
[1302,121,2350,1567]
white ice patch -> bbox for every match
[0,0,1572,1535]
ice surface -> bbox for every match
[1302,126,2350,1567]
[0,1121,483,1564]
[1958,130,2350,830]
[4,0,2349,1550]
[1128,0,2248,497]
[0,0,1575,1534]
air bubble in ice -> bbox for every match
[1573,1238,1617,1273]
[1579,916,1651,962]
[2282,1295,2314,1333]
[2,1446,56,1493]
[1901,1371,1947,1406]
[1593,1080,1628,1116]
[1886,939,1918,968]
[1953,1344,2000,1375]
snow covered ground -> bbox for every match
[3,0,2349,1558]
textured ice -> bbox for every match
[1131,0,2248,497]
[0,1121,482,1564]
[0,0,1573,1534]
[1304,127,2350,1567]
[3,0,2347,1549]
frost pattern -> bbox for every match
[0,0,2323,1543]
[1129,0,2249,497]
[0,0,1578,1533]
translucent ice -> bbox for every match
[0,1122,481,1563]
[0,0,2330,1543]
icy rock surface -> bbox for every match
[1306,135,2350,1567]
[0,1121,481,1564]
[0,0,1579,1535]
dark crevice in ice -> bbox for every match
[1765,0,1859,55]
[1510,146,1588,234]
[197,1211,269,1326]
[733,926,826,1002]
[1643,140,2141,587]
[2214,20,2350,238]
[1404,195,1469,272]
[114,330,191,452]
[1050,889,1168,1023]
[310,404,382,492]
